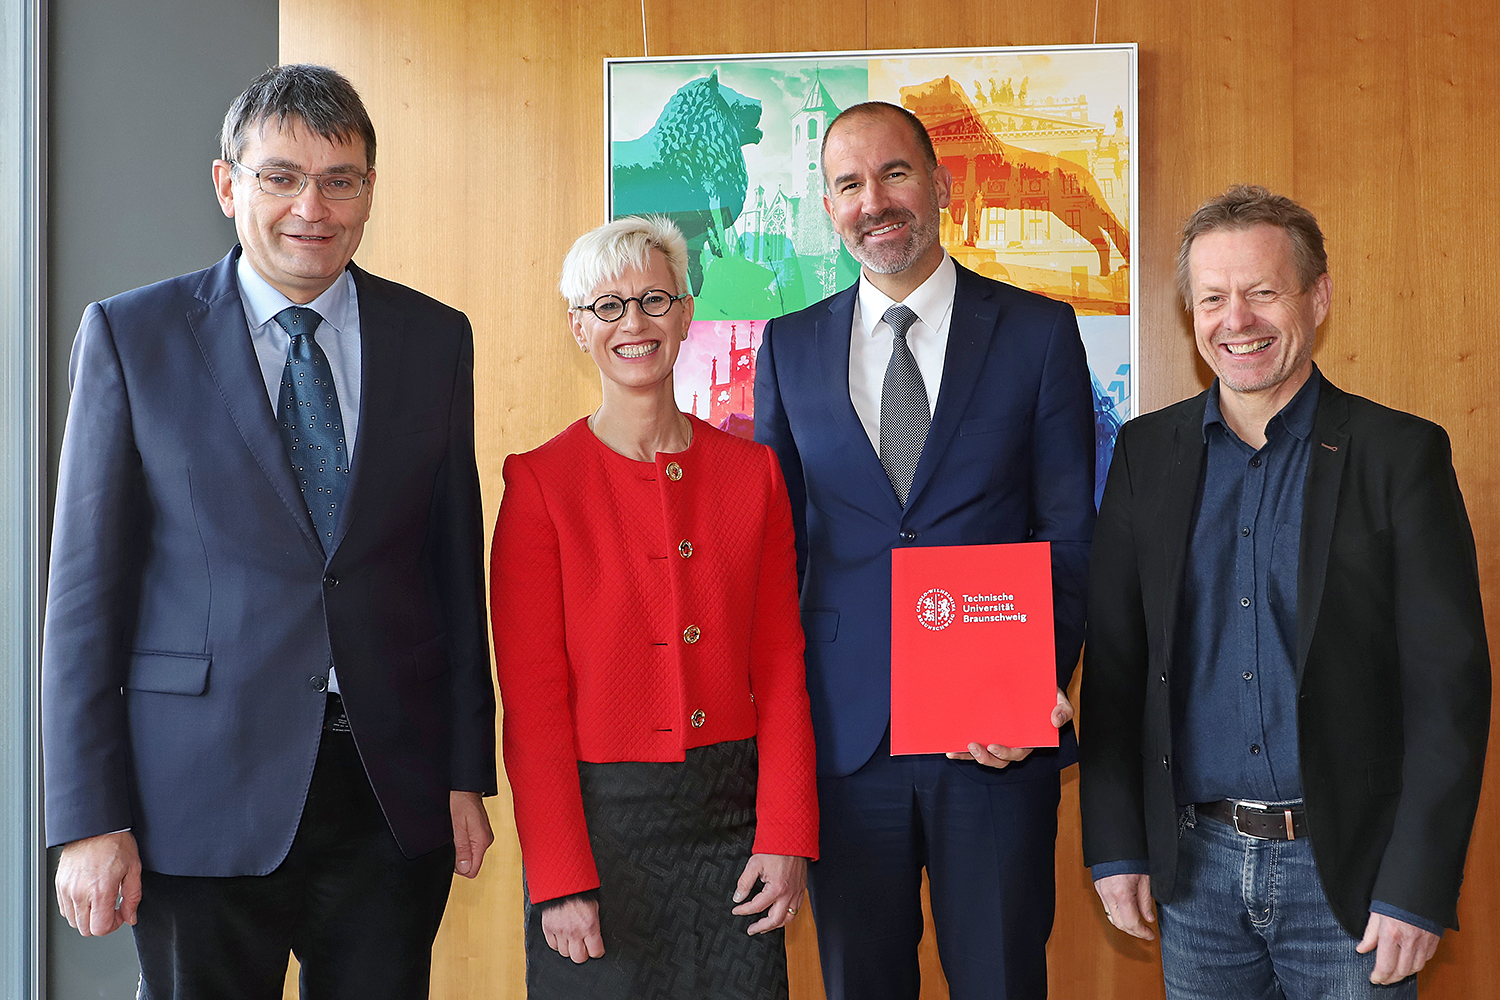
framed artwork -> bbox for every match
[606,44,1137,504]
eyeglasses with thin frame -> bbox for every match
[576,289,686,323]
[232,161,371,201]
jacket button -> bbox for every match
[900,530,917,541]
[678,539,693,559]
[323,574,339,589]
[1160,672,1167,683]
[309,675,328,692]
[665,461,683,481]
[1162,754,1170,770]
[690,709,706,728]
[682,625,701,644]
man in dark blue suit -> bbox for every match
[755,102,1096,1000]
[43,65,495,999]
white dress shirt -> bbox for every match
[847,253,957,452]
[237,255,363,694]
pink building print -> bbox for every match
[679,321,760,439]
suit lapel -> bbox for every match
[1157,397,1208,669]
[187,251,323,555]
[329,265,389,556]
[815,284,900,507]
[905,263,994,508]
[1294,380,1350,683]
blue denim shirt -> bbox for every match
[1171,372,1318,805]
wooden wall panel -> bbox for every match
[1286,5,1500,996]
[278,1,1500,997]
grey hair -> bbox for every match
[1177,185,1327,308]
[221,64,377,169]
[559,216,690,307]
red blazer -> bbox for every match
[491,416,818,903]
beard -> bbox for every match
[840,187,943,275]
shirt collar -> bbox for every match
[1203,365,1323,444]
[855,252,956,339]
[236,251,355,334]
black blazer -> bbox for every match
[1079,374,1489,934]
[42,249,496,876]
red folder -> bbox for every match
[890,542,1057,754]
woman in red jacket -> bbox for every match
[491,215,818,999]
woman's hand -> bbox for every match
[541,896,605,963]
[731,853,808,935]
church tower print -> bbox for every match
[708,323,755,428]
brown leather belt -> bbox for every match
[1197,799,1307,841]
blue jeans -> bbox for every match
[1157,806,1416,1000]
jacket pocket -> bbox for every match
[409,633,450,681]
[959,417,1005,437]
[1366,755,1404,796]
[391,418,446,439]
[1332,526,1392,560]
[126,651,211,696]
[800,609,839,642]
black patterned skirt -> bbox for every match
[524,737,788,1000]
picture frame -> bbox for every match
[606,44,1138,503]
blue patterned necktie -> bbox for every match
[275,306,348,552]
[878,303,930,506]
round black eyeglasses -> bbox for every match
[577,290,686,323]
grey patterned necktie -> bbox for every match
[878,303,930,506]
[275,306,349,552]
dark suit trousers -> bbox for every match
[809,731,1059,1000]
[132,699,455,1000]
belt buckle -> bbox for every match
[1231,799,1270,838]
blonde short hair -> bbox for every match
[559,216,690,307]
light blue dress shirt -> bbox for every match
[236,254,363,456]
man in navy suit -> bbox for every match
[43,65,495,999]
[755,102,1095,1000]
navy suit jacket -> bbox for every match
[42,248,496,877]
[755,262,1096,778]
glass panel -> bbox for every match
[0,0,47,993]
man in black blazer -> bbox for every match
[44,65,495,998]
[1080,186,1489,998]
[756,102,1095,1000]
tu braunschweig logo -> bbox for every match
[916,588,956,631]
